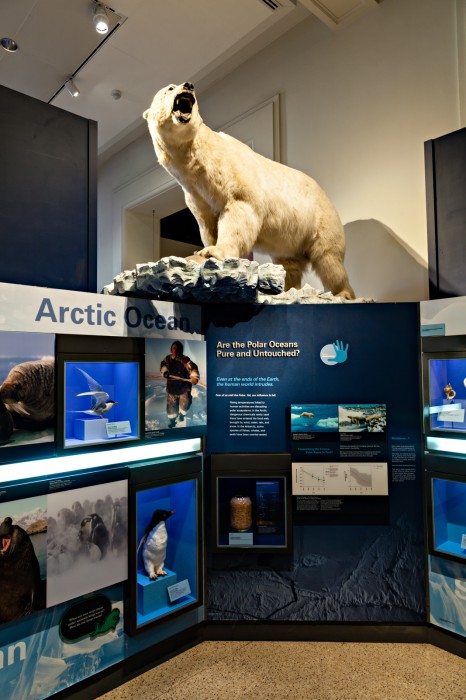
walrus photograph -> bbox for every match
[0,331,55,451]
[0,495,47,624]
[46,480,128,607]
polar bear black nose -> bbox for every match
[183,82,194,91]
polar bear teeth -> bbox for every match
[174,111,191,124]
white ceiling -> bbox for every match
[0,0,380,158]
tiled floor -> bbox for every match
[97,640,466,700]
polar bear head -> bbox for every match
[143,82,202,155]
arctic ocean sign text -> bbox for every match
[35,298,190,332]
[0,282,201,339]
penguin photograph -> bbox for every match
[46,480,128,607]
[79,513,110,560]
[0,331,55,451]
[63,359,140,448]
[138,509,175,580]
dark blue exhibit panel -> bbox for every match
[135,479,199,627]
[205,303,426,623]
[64,361,140,448]
[432,477,466,561]
[206,303,422,465]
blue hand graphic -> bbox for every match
[328,340,348,364]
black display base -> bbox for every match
[203,620,429,644]
[428,626,466,660]
[52,623,203,700]
[51,622,466,699]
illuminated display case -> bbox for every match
[211,453,292,553]
[427,472,466,564]
[424,354,466,435]
[421,336,466,461]
[127,453,203,635]
[56,335,144,454]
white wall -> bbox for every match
[98,0,465,299]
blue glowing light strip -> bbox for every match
[0,438,202,484]
[426,436,466,456]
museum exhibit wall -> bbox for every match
[97,0,465,300]
[2,281,466,699]
[204,302,426,624]
[0,283,206,699]
[419,298,466,641]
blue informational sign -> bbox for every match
[206,303,420,468]
[0,585,124,700]
[205,302,426,623]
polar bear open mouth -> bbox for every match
[173,92,195,124]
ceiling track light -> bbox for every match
[93,2,109,34]
[65,78,80,98]
[1,37,18,52]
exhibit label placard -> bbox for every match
[0,282,202,339]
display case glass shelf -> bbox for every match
[428,473,466,563]
[211,453,292,553]
[425,355,466,435]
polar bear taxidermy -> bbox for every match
[143,82,355,298]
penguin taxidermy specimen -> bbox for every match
[75,367,118,418]
[139,509,175,580]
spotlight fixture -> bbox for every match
[1,37,18,52]
[93,2,109,34]
[65,78,80,98]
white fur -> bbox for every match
[143,83,354,297]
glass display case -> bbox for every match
[427,472,466,564]
[424,354,466,435]
[421,335,466,461]
[211,453,292,553]
[63,359,140,448]
[56,335,144,454]
[127,454,203,634]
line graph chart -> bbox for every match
[292,462,388,496]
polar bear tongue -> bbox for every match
[173,92,195,123]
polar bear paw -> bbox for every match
[195,246,227,261]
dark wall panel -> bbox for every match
[425,126,466,299]
[0,85,97,292]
